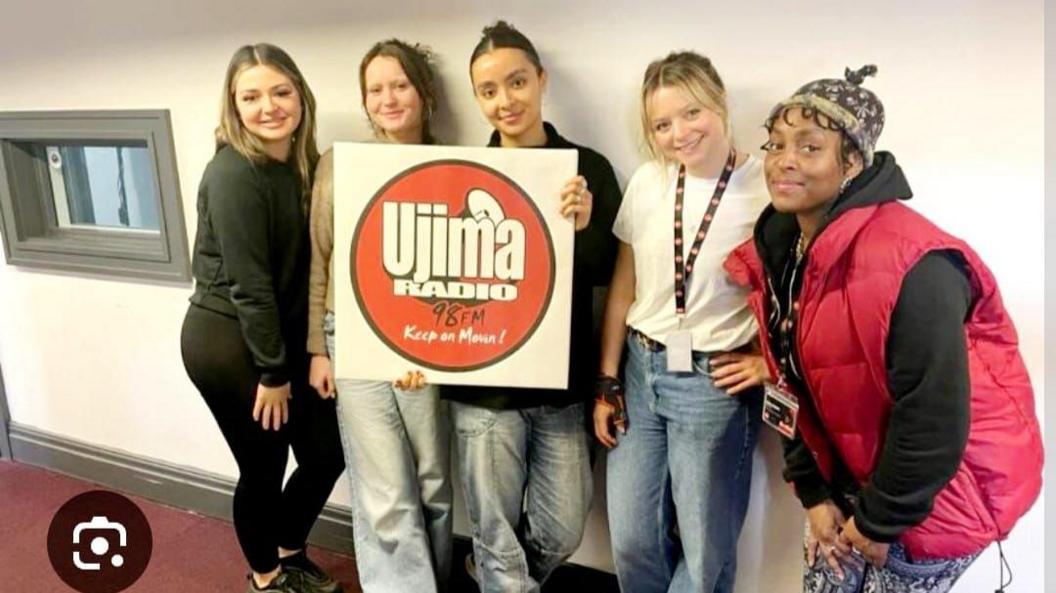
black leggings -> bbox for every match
[180,304,345,573]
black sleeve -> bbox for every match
[576,152,622,286]
[207,162,289,386]
[854,251,973,542]
[783,432,832,509]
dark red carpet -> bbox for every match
[0,460,361,592]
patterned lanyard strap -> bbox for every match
[673,149,737,317]
[777,245,804,384]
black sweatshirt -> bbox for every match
[189,145,310,387]
[442,123,622,409]
[759,152,973,543]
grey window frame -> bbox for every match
[0,110,190,282]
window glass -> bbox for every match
[43,142,160,232]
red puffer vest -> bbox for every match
[725,201,1042,559]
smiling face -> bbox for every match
[232,64,303,152]
[363,55,424,144]
[470,47,547,147]
[646,85,729,177]
[763,107,863,219]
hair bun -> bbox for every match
[844,64,878,85]
[484,20,515,36]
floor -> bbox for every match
[0,460,360,592]
[0,459,618,592]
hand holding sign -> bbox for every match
[559,175,591,231]
[394,370,429,391]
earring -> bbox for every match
[839,177,851,194]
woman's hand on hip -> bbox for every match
[710,352,772,395]
[309,355,335,399]
[253,382,291,431]
[559,175,592,231]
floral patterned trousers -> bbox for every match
[803,529,978,592]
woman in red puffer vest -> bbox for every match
[724,65,1042,592]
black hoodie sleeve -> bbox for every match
[854,251,972,542]
[207,160,290,387]
[783,433,833,508]
[576,150,622,286]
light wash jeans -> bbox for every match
[325,312,453,592]
[451,400,593,593]
[606,335,762,593]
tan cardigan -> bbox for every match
[307,149,334,355]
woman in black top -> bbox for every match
[443,21,622,592]
[180,43,344,593]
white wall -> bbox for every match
[0,1,1044,590]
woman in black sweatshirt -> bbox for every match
[180,43,344,593]
[443,21,622,592]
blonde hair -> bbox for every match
[215,43,319,208]
[640,51,730,167]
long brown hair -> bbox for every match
[215,43,319,205]
[359,39,439,145]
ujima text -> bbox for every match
[383,201,526,301]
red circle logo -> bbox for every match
[351,160,555,371]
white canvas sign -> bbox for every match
[333,142,577,390]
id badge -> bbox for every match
[666,330,693,373]
[763,382,799,438]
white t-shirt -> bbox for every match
[612,155,770,351]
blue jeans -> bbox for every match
[451,401,593,593]
[606,335,762,593]
[325,312,453,592]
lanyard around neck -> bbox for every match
[673,149,737,317]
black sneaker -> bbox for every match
[280,551,343,593]
[245,570,303,593]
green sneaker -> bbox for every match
[280,552,343,593]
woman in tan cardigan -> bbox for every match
[306,39,452,593]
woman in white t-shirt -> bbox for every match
[593,51,771,593]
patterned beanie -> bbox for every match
[766,65,884,167]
